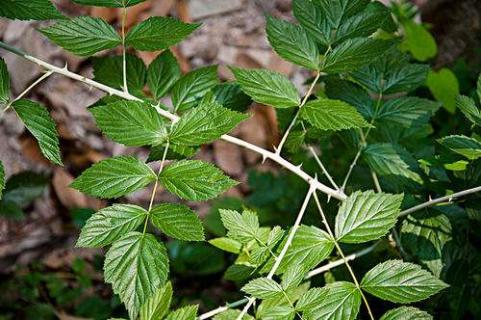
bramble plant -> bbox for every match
[1,0,481,319]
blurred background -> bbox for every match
[1,0,481,319]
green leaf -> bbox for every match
[126,17,200,51]
[148,144,198,162]
[376,97,440,127]
[139,282,172,320]
[316,0,369,28]
[363,143,422,183]
[104,231,169,319]
[242,277,284,299]
[159,160,237,201]
[170,101,248,146]
[71,156,156,199]
[0,0,63,20]
[292,0,331,46]
[427,68,459,113]
[231,67,300,108]
[171,66,219,111]
[300,98,371,131]
[72,0,147,8]
[212,83,252,112]
[298,282,361,320]
[93,55,147,91]
[323,38,394,73]
[76,204,147,248]
[361,260,448,303]
[400,20,437,62]
[266,16,319,70]
[438,135,481,160]
[147,50,181,100]
[165,305,198,320]
[12,99,62,165]
[0,171,48,207]
[39,17,121,57]
[0,58,10,107]
[213,310,254,320]
[151,203,205,241]
[91,100,168,147]
[335,191,403,244]
[220,209,260,244]
[380,307,433,320]
[209,237,242,254]
[456,95,481,126]
[0,162,4,200]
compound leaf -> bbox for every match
[76,204,147,248]
[71,156,156,199]
[231,67,300,108]
[126,17,200,51]
[380,307,433,320]
[438,135,481,160]
[0,58,10,107]
[159,160,237,201]
[0,0,63,20]
[12,99,62,165]
[151,203,205,241]
[139,282,173,320]
[91,100,168,147]
[335,191,404,244]
[147,50,181,100]
[169,101,248,146]
[39,16,121,56]
[242,278,284,299]
[361,260,448,303]
[104,232,169,319]
[266,16,319,70]
[300,98,371,131]
[72,0,147,8]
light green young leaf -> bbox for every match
[104,231,169,320]
[139,281,173,320]
[335,191,403,244]
[72,0,146,8]
[12,99,62,165]
[266,16,319,70]
[242,277,284,299]
[0,0,63,20]
[71,156,157,199]
[159,160,237,201]
[363,143,422,183]
[437,135,481,160]
[93,54,147,91]
[91,101,168,147]
[292,0,331,46]
[0,58,10,107]
[171,66,219,111]
[426,68,459,113]
[76,204,147,248]
[126,17,200,51]
[361,260,448,303]
[151,203,205,241]
[231,67,300,108]
[209,237,242,254]
[0,161,4,200]
[400,20,437,62]
[457,95,481,126]
[147,50,181,100]
[213,310,254,320]
[300,98,371,131]
[169,101,248,146]
[165,305,198,320]
[380,307,433,320]
[220,209,260,244]
[323,38,394,73]
[39,17,121,57]
[376,97,440,127]
[299,282,361,320]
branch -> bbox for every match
[0,40,346,201]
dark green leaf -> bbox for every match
[76,204,147,248]
[212,83,252,112]
[12,99,62,165]
[361,260,448,303]
[159,160,237,201]
[292,0,331,46]
[380,307,433,320]
[39,17,121,56]
[0,171,48,207]
[93,54,147,91]
[266,16,319,70]
[91,100,168,147]
[457,95,481,126]
[148,144,198,162]
[147,50,181,100]
[231,67,300,108]
[165,305,198,320]
[72,0,147,8]
[104,231,169,319]
[0,162,5,200]
[376,97,440,127]
[126,17,200,51]
[0,58,10,107]
[0,0,63,20]
[139,282,172,320]
[151,203,205,241]
[438,135,481,160]
[71,156,157,199]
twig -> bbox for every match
[121,7,129,94]
[309,146,339,190]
